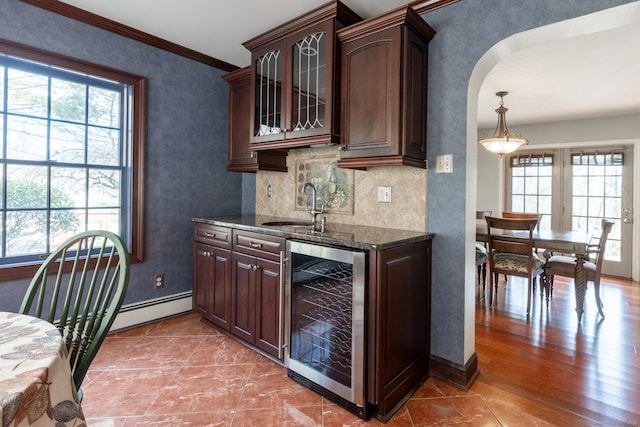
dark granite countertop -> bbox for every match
[192,215,434,251]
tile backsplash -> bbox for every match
[255,146,427,232]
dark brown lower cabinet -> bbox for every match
[231,253,282,359]
[193,243,232,330]
[368,239,432,421]
[193,224,286,361]
[229,252,255,342]
[192,223,233,330]
[192,220,433,421]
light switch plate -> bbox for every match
[436,154,453,173]
[377,186,391,203]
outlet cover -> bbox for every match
[154,274,164,289]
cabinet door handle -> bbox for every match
[204,232,216,238]
[249,242,263,248]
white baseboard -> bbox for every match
[110,291,192,332]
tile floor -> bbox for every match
[81,313,535,426]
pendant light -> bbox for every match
[479,91,528,156]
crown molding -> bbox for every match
[410,0,462,14]
[19,0,239,72]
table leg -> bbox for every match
[574,254,587,322]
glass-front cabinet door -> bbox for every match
[252,40,286,143]
[289,27,329,139]
[250,21,337,147]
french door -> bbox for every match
[506,145,634,278]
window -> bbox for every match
[0,39,145,280]
[508,152,554,230]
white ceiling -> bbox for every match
[57,0,640,128]
[57,0,411,66]
[478,18,640,128]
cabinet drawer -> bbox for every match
[233,230,285,262]
[193,223,232,249]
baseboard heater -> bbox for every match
[110,291,192,332]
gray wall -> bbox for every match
[423,0,634,366]
[242,174,257,215]
[0,0,243,310]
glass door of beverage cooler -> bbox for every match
[285,240,366,406]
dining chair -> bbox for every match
[486,216,546,314]
[500,212,543,287]
[475,211,492,290]
[19,230,130,399]
[542,220,614,317]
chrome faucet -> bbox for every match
[303,182,324,227]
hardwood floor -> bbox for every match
[474,274,640,426]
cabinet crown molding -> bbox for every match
[243,0,361,51]
[337,6,436,43]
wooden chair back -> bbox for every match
[476,210,492,220]
[502,211,542,229]
[502,211,544,255]
[486,216,538,259]
[485,216,544,314]
[19,230,130,392]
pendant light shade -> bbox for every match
[479,91,528,156]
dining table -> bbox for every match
[476,221,594,321]
[0,311,84,426]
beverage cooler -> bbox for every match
[285,239,369,418]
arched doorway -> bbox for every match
[466,0,640,338]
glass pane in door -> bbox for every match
[254,50,282,136]
[290,251,353,387]
[571,151,623,262]
[509,154,553,230]
[291,32,326,133]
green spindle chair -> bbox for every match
[19,230,130,400]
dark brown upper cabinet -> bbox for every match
[337,7,436,169]
[243,1,361,150]
[222,67,287,172]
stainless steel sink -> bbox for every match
[261,221,315,227]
